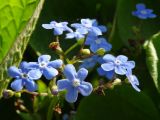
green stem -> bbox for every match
[64,42,79,55]
[47,96,58,120]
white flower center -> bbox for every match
[95,39,101,44]
[21,73,28,79]
[73,79,80,87]
[39,62,47,68]
[140,10,147,15]
[115,59,121,65]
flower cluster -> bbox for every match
[8,16,142,103]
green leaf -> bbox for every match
[110,0,160,49]
[0,0,45,97]
[75,85,160,120]
[144,32,160,93]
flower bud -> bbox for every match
[112,78,121,86]
[3,90,14,99]
[15,92,21,98]
[49,42,63,54]
[81,49,90,55]
[96,48,106,56]
[51,85,59,95]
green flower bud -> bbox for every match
[96,48,106,56]
[15,92,21,98]
[112,78,121,86]
[51,85,59,95]
[81,49,91,55]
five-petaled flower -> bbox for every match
[101,54,135,75]
[8,62,41,91]
[57,64,93,103]
[42,21,73,35]
[132,3,156,19]
[28,55,63,80]
[71,19,106,36]
[85,35,112,53]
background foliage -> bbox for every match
[0,0,160,120]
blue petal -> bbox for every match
[65,87,78,103]
[71,23,82,28]
[11,79,23,91]
[48,59,63,68]
[8,66,21,78]
[124,61,135,70]
[115,66,127,75]
[103,54,116,62]
[97,67,106,76]
[126,72,140,92]
[90,43,98,53]
[98,25,107,32]
[54,28,64,35]
[85,35,96,45]
[138,14,148,19]
[105,70,115,80]
[76,28,88,34]
[65,26,73,33]
[116,55,128,63]
[19,61,29,72]
[38,55,51,63]
[42,24,54,29]
[77,68,88,81]
[101,63,115,71]
[136,3,146,10]
[90,27,102,36]
[43,67,58,80]
[57,79,71,90]
[64,64,76,81]
[28,69,42,80]
[78,81,93,96]
[25,80,37,92]
[66,32,75,39]
[148,13,157,18]
[28,62,39,69]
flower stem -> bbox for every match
[64,42,79,55]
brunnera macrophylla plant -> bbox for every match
[6,1,158,103]
[4,18,141,103]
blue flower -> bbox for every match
[101,54,135,75]
[42,21,73,35]
[28,55,63,80]
[71,19,105,36]
[79,55,99,69]
[126,69,140,92]
[8,62,41,91]
[66,28,88,40]
[57,64,93,103]
[85,36,112,53]
[132,3,156,19]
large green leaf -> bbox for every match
[0,0,45,97]
[75,85,160,120]
[110,0,160,49]
[144,32,160,93]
